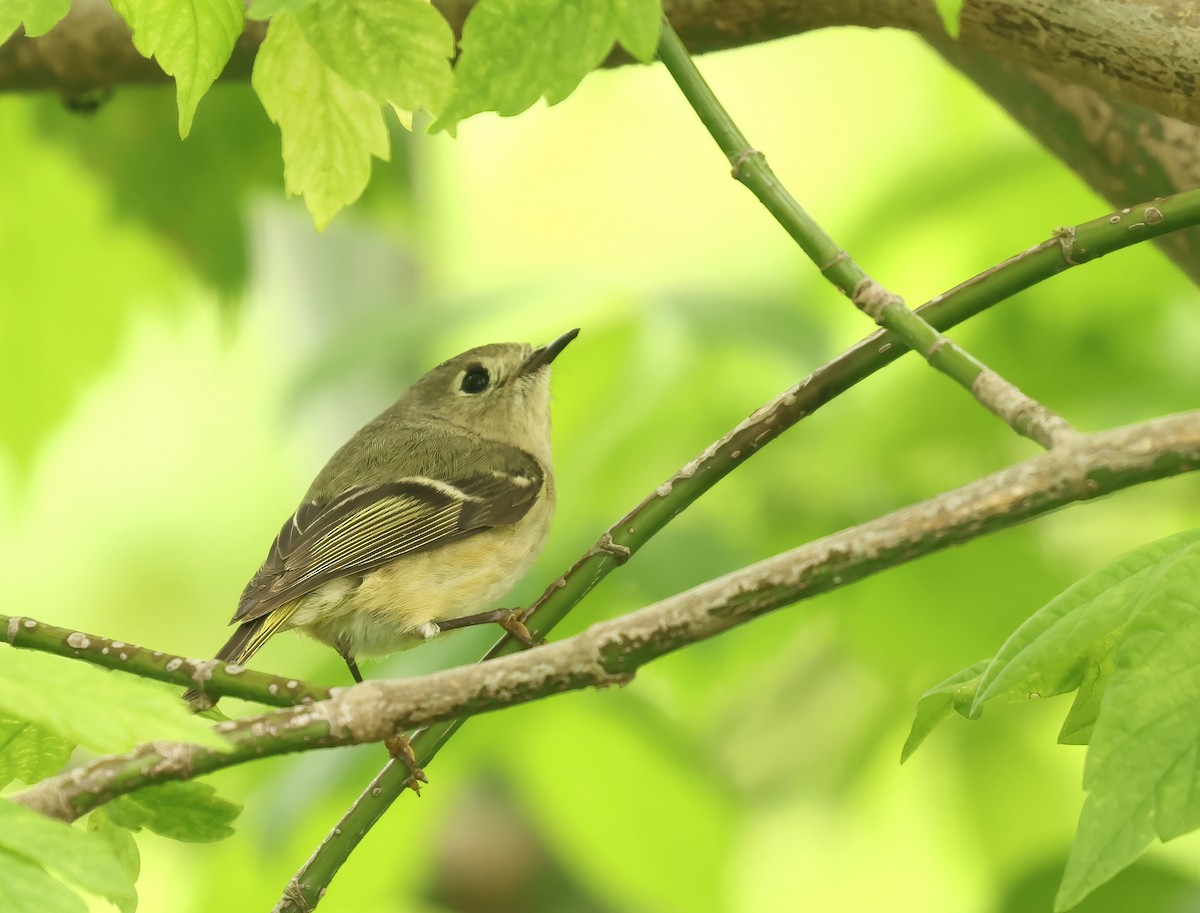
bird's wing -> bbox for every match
[232,450,544,625]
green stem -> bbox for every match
[852,278,1075,448]
[1,614,329,707]
[655,21,866,296]
[658,18,1079,448]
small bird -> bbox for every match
[185,329,577,708]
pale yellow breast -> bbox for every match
[297,489,554,657]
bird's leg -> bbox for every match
[384,733,426,794]
[435,607,537,647]
[337,645,426,790]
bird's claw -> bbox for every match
[495,608,538,648]
[385,734,427,794]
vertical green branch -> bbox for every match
[655,22,868,297]
[657,18,1075,449]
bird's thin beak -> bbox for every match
[520,328,580,375]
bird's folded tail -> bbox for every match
[182,605,297,705]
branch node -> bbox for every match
[590,532,632,564]
[188,658,221,691]
[852,277,903,324]
[276,881,316,913]
[1054,225,1081,265]
[729,147,762,179]
[819,249,850,275]
[925,337,952,360]
[972,370,1077,449]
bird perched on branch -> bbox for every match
[184,330,578,744]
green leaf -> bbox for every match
[0,649,231,754]
[109,0,244,137]
[1056,643,1117,746]
[88,811,141,885]
[612,0,662,62]
[1056,540,1200,910]
[107,781,241,843]
[906,531,1200,905]
[0,103,187,471]
[251,12,390,229]
[434,0,662,132]
[900,660,988,762]
[247,0,317,19]
[0,0,70,41]
[973,529,1200,714]
[0,850,85,913]
[934,0,965,38]
[0,716,74,789]
[296,0,454,115]
[33,80,284,294]
[0,800,136,913]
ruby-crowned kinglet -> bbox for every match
[184,329,577,703]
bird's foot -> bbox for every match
[384,734,427,794]
[436,607,539,648]
[494,608,537,647]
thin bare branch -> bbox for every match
[0,614,328,707]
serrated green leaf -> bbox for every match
[0,0,70,41]
[1057,641,1117,746]
[973,529,1200,713]
[0,649,231,754]
[252,12,390,229]
[0,849,85,913]
[1056,541,1200,910]
[934,0,965,38]
[612,0,661,62]
[0,800,136,913]
[296,0,453,116]
[900,660,987,762]
[247,0,317,19]
[906,532,1200,906]
[0,716,74,789]
[110,0,244,137]
[107,781,241,843]
[88,811,141,885]
[434,0,662,131]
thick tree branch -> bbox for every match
[3,0,1199,133]
[0,614,329,706]
[935,43,1200,284]
[14,409,1200,823]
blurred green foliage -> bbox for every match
[1,23,1199,913]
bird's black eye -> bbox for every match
[460,364,491,394]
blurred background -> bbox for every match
[2,23,1200,913]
